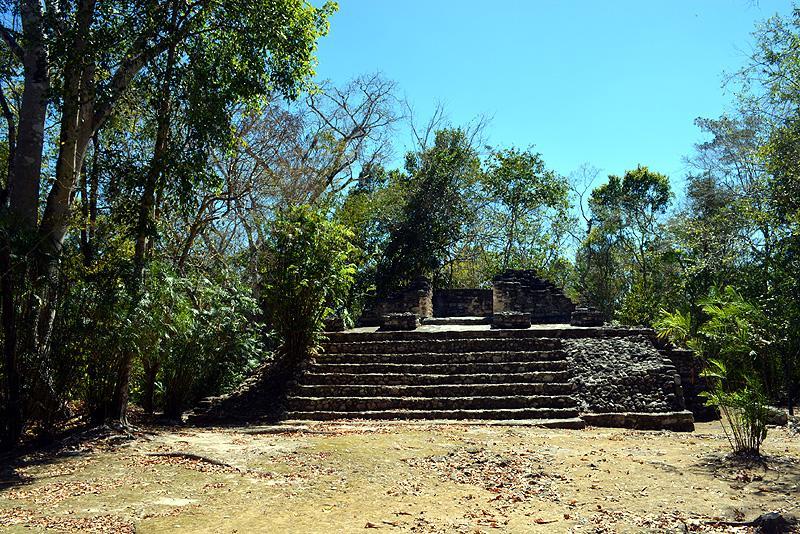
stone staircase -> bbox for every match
[284,329,585,428]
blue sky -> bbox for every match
[312,1,795,195]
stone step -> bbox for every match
[308,360,568,375]
[322,338,562,354]
[293,382,575,398]
[284,409,584,424]
[286,394,578,412]
[421,316,491,326]
[315,350,566,365]
[301,370,572,386]
[323,327,654,343]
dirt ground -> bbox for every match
[1,421,798,533]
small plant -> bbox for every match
[658,287,772,456]
[655,308,693,345]
[701,359,769,456]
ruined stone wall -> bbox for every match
[432,289,493,317]
[492,270,575,323]
[564,336,686,414]
[660,347,717,421]
[358,278,433,326]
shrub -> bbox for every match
[258,205,356,390]
[657,287,771,456]
[136,264,264,420]
[701,360,769,456]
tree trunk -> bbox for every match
[0,0,49,450]
[109,356,131,426]
[0,247,20,450]
[8,0,49,231]
[141,360,159,414]
[32,0,96,371]
[113,30,179,425]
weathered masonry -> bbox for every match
[358,270,598,327]
[194,270,705,431]
[285,270,699,431]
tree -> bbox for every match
[481,147,572,274]
[0,0,335,448]
[374,128,481,293]
[577,166,674,324]
[257,205,356,394]
[668,173,744,335]
[335,165,408,316]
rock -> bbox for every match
[765,406,788,426]
[564,336,685,414]
[751,512,795,534]
[379,312,419,331]
[570,307,604,327]
[491,311,531,329]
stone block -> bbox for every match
[765,406,788,426]
[358,278,432,326]
[491,311,531,329]
[433,289,493,317]
[491,270,575,323]
[380,312,419,331]
[323,316,346,332]
[570,307,604,327]
[581,410,695,432]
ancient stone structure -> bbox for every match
[565,335,685,414]
[358,278,433,326]
[657,345,717,421]
[192,269,707,431]
[323,315,346,332]
[278,326,694,430]
[492,270,576,323]
[570,307,604,327]
[380,312,419,331]
[360,270,576,326]
[432,289,493,317]
[491,311,531,329]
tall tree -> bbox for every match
[375,128,481,293]
[0,0,335,447]
[577,166,673,323]
[481,147,571,273]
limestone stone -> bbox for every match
[380,312,419,331]
[491,311,531,329]
[570,307,604,327]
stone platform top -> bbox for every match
[341,321,653,337]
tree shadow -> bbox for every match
[691,449,800,496]
[0,423,141,491]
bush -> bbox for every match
[141,265,264,420]
[701,360,769,456]
[657,287,771,456]
[258,205,356,389]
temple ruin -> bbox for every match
[196,270,707,431]
[282,270,704,431]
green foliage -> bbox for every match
[481,147,572,275]
[258,205,356,370]
[50,225,138,424]
[50,228,264,422]
[141,265,264,420]
[700,360,769,456]
[576,165,674,324]
[659,288,772,455]
[336,166,409,315]
[654,308,693,346]
[375,128,481,293]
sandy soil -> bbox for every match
[1,421,798,533]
